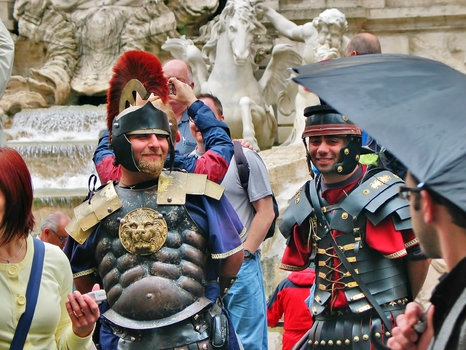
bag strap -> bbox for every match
[308,179,393,332]
[432,287,466,349]
[233,141,249,191]
[10,238,45,350]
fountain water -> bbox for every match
[4,105,106,231]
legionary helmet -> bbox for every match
[106,50,174,172]
[302,104,362,175]
[111,80,175,172]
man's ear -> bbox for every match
[175,130,181,143]
[421,190,435,224]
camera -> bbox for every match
[168,82,176,95]
[87,289,107,304]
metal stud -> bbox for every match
[336,340,342,346]
[107,207,113,213]
[320,340,326,346]
[354,336,360,342]
[328,340,334,346]
[345,339,350,345]
[363,334,369,341]
[167,197,172,203]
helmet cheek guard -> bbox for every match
[334,134,362,175]
[112,98,174,173]
[302,104,362,175]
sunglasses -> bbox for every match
[398,183,425,201]
[51,230,68,243]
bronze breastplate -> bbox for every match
[96,184,211,329]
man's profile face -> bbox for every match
[405,172,441,259]
[128,133,169,177]
[308,135,346,174]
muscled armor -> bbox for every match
[96,183,211,329]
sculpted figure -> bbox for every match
[162,0,301,151]
[0,0,218,115]
[256,4,349,145]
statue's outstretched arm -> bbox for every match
[0,20,14,99]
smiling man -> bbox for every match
[278,103,429,349]
[65,72,244,348]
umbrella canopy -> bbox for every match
[293,54,466,212]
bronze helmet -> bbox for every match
[302,104,362,175]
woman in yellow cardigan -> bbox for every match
[0,147,100,350]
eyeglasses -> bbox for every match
[51,230,68,243]
[398,183,425,201]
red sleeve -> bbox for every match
[365,217,412,258]
[193,150,229,183]
[267,290,284,327]
[96,156,122,184]
[280,222,313,270]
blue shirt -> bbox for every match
[176,109,197,155]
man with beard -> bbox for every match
[278,104,429,349]
[65,53,244,349]
[388,171,466,350]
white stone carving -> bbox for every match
[0,0,219,114]
[163,0,301,151]
[256,4,350,145]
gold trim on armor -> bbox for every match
[370,174,392,189]
[384,248,407,259]
[350,293,365,301]
[212,243,244,260]
[118,208,168,255]
[405,237,419,248]
[239,227,248,239]
[73,268,96,279]
[356,305,372,313]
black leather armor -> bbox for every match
[280,169,414,349]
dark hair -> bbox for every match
[197,93,223,117]
[411,172,466,229]
[346,33,381,55]
[0,148,35,244]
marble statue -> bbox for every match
[256,4,350,145]
[162,0,301,151]
[0,0,218,114]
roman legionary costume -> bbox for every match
[65,51,244,349]
[279,105,423,349]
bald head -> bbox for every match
[162,59,193,86]
[345,33,381,57]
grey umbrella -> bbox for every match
[293,54,466,212]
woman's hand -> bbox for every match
[66,283,101,338]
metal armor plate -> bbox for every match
[119,208,168,255]
[97,184,211,329]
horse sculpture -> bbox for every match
[162,0,301,150]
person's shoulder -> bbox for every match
[43,242,72,272]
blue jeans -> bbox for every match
[223,251,268,350]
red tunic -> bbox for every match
[281,165,418,310]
